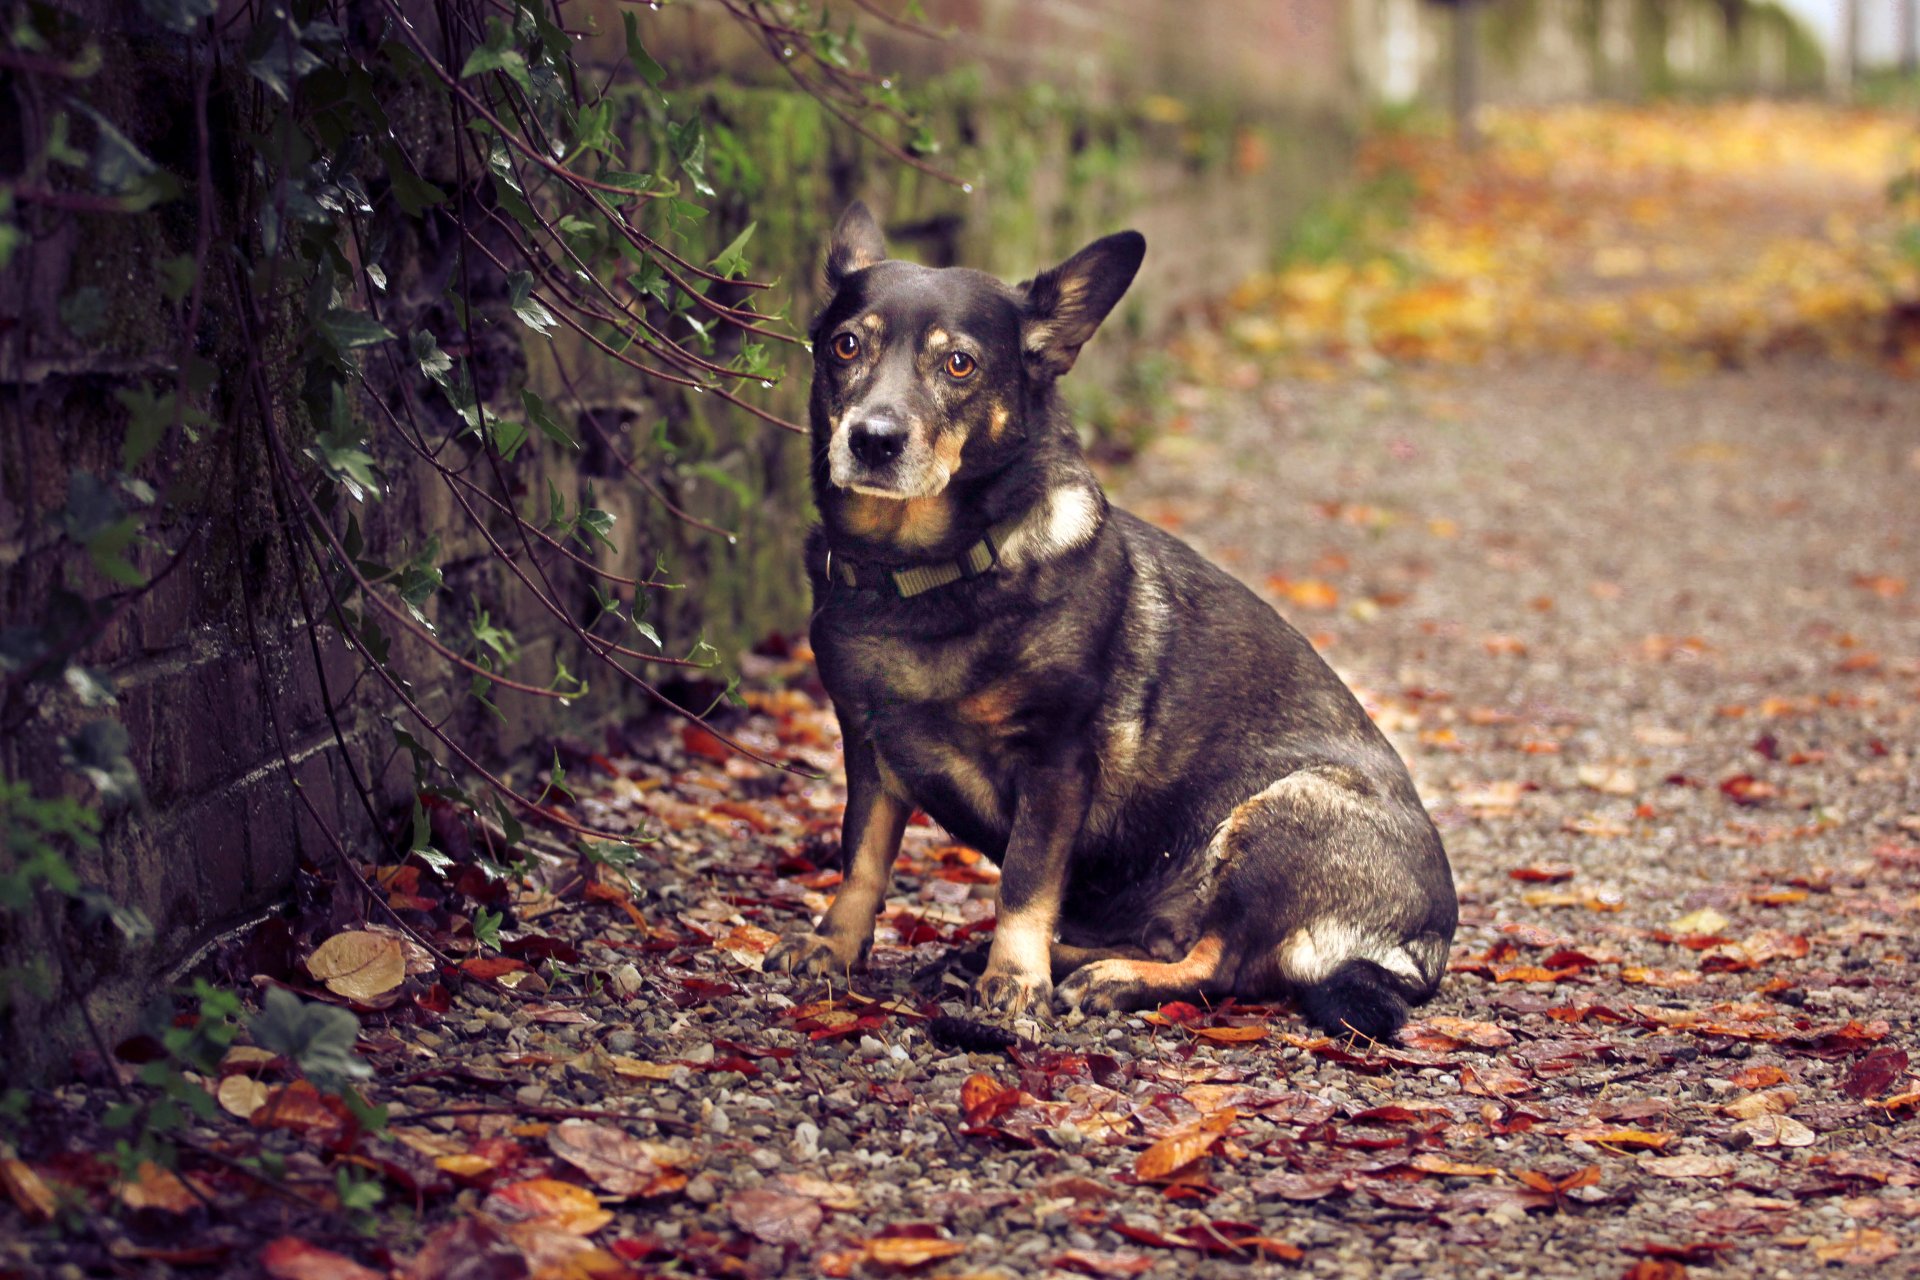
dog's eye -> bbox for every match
[944,351,976,380]
[830,332,861,362]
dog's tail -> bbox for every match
[1297,958,1413,1042]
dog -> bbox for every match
[765,203,1457,1039]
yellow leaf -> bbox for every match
[1411,1154,1502,1177]
[216,1074,270,1119]
[305,929,406,1002]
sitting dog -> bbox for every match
[767,203,1457,1039]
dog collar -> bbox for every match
[827,515,1027,599]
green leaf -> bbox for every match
[505,271,557,338]
[382,148,448,216]
[668,118,714,198]
[59,287,107,338]
[114,384,174,471]
[491,417,527,461]
[410,329,453,385]
[708,222,757,280]
[460,18,532,94]
[577,507,616,550]
[249,987,370,1092]
[621,11,667,86]
[138,0,215,34]
[520,390,575,449]
[157,255,198,303]
[320,309,396,351]
[471,906,503,951]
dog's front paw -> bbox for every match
[1056,959,1144,1015]
[973,966,1052,1019]
[765,930,865,980]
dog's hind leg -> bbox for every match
[1054,935,1232,1012]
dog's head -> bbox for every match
[809,202,1144,540]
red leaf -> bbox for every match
[260,1237,384,1280]
[1841,1047,1910,1101]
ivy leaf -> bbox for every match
[156,255,197,303]
[114,384,174,471]
[460,18,532,94]
[62,719,142,807]
[521,390,575,449]
[59,287,107,338]
[709,222,757,280]
[506,271,557,338]
[411,329,453,386]
[621,11,667,87]
[320,309,396,351]
[577,507,616,550]
[249,987,370,1093]
[668,118,715,198]
[138,0,216,34]
[382,147,448,216]
[491,417,528,461]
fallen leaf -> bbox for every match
[1620,967,1702,989]
[727,1187,823,1246]
[1564,1128,1673,1151]
[305,930,406,1002]
[1731,1113,1816,1149]
[1639,1154,1736,1179]
[1401,1016,1515,1050]
[1841,1048,1910,1101]
[1134,1129,1220,1181]
[1054,1248,1154,1276]
[116,1161,200,1214]
[1668,907,1729,936]
[861,1235,965,1266]
[1814,1228,1899,1265]
[216,1074,270,1120]
[260,1237,385,1280]
[1723,1088,1797,1120]
[547,1121,686,1198]
[0,1155,56,1222]
[1411,1153,1502,1177]
[483,1179,613,1235]
[1192,1024,1268,1044]
[1727,1065,1791,1089]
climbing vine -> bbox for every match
[0,0,950,1066]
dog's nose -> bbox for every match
[848,415,907,468]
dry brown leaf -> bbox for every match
[713,922,782,970]
[1191,1024,1268,1044]
[1814,1228,1899,1266]
[305,930,406,1002]
[1402,1016,1515,1049]
[1620,966,1702,988]
[609,1057,678,1081]
[1723,1088,1797,1120]
[116,1161,201,1214]
[482,1179,612,1235]
[1639,1154,1736,1179]
[862,1236,966,1267]
[0,1155,56,1222]
[1411,1153,1502,1177]
[726,1187,823,1246]
[1732,1113,1816,1149]
[1564,1128,1673,1151]
[260,1236,386,1280]
[548,1121,686,1198]
[1134,1128,1220,1181]
[218,1045,282,1076]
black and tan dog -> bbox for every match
[766,203,1457,1039]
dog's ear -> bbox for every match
[1018,231,1146,378]
[824,201,887,292]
